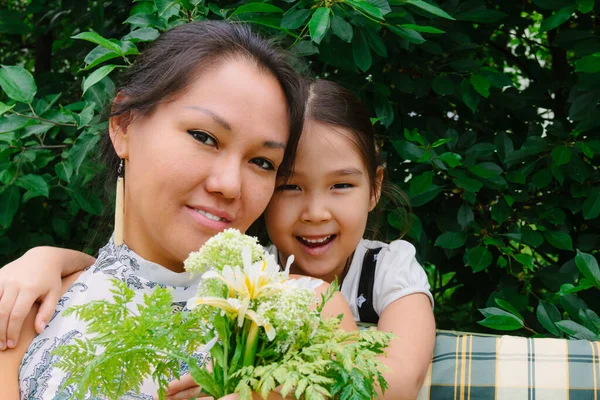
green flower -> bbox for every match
[184,229,264,274]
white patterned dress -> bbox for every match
[18,239,204,399]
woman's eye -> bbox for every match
[277,184,301,191]
[332,183,354,189]
[250,158,275,171]
[188,130,218,147]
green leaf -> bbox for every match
[551,145,571,165]
[388,26,425,44]
[410,185,441,207]
[0,101,15,116]
[582,187,600,220]
[353,30,372,72]
[15,174,49,199]
[155,0,177,16]
[454,175,483,192]
[533,169,552,189]
[457,204,474,229]
[82,65,117,95]
[330,15,353,42]
[230,3,283,17]
[494,298,524,321]
[536,300,562,336]
[431,138,451,148]
[309,8,331,45]
[555,320,599,340]
[544,231,573,251]
[575,53,600,73]
[122,27,160,43]
[456,9,508,23]
[432,76,455,96]
[438,152,462,167]
[491,199,509,224]
[540,5,576,32]
[470,75,491,98]
[0,115,31,133]
[401,0,455,20]
[363,28,387,57]
[575,250,600,289]
[55,162,74,183]
[82,46,121,71]
[373,92,393,128]
[465,246,491,272]
[69,132,101,175]
[577,0,595,13]
[409,171,433,195]
[461,79,480,113]
[404,128,424,146]
[397,23,444,34]
[281,9,311,30]
[72,32,123,55]
[71,188,103,215]
[0,185,20,228]
[478,308,524,331]
[0,66,37,104]
[346,0,384,19]
[435,232,467,249]
[513,254,534,269]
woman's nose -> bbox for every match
[204,156,242,199]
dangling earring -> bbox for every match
[114,159,125,246]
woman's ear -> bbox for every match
[369,166,384,211]
[109,94,134,159]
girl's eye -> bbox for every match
[332,183,354,189]
[188,130,218,147]
[277,184,301,191]
[250,158,275,171]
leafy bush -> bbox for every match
[0,0,598,338]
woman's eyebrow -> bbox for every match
[264,141,286,150]
[332,168,363,176]
[184,105,231,130]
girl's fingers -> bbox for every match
[0,284,18,350]
[166,373,199,394]
[5,289,38,348]
[34,288,62,334]
[165,386,203,400]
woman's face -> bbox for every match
[114,59,290,272]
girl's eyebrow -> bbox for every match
[331,168,363,176]
[184,105,231,130]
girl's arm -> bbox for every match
[377,293,436,400]
[0,247,95,350]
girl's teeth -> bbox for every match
[197,209,226,222]
[301,235,332,243]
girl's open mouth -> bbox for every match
[296,235,337,248]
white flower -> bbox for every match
[187,296,276,341]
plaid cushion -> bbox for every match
[418,330,600,400]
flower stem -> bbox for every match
[242,321,259,366]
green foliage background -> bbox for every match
[0,0,599,338]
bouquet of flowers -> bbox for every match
[54,229,392,399]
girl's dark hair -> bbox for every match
[305,79,411,238]
[102,20,305,184]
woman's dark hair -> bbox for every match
[305,79,411,238]
[102,20,305,184]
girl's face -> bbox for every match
[264,121,379,282]
[113,59,290,272]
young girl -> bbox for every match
[0,80,435,399]
[0,21,356,399]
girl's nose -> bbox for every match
[301,195,332,223]
[205,156,242,199]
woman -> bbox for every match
[0,21,355,399]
